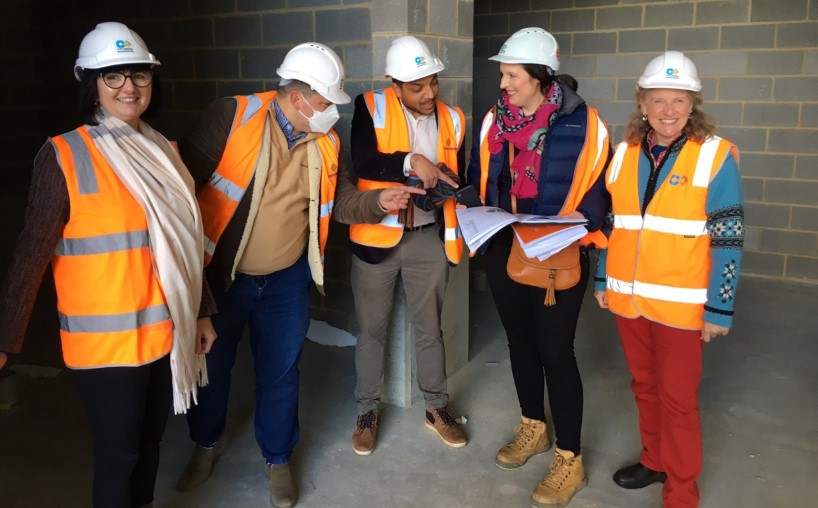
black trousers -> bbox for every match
[484,227,589,454]
[72,355,172,508]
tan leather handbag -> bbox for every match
[506,224,581,306]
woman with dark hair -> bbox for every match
[0,22,214,507]
[594,51,744,508]
[466,27,611,508]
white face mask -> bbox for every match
[298,92,340,134]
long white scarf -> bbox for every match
[91,109,206,414]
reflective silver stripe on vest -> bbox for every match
[320,200,334,219]
[55,230,150,256]
[371,90,387,129]
[325,130,339,150]
[634,280,707,304]
[58,304,170,333]
[239,94,264,128]
[606,276,633,295]
[643,214,707,236]
[208,172,244,202]
[59,130,99,195]
[204,235,217,256]
[613,214,706,236]
[607,142,629,184]
[692,136,722,188]
[443,104,463,142]
[590,113,608,170]
[479,110,494,146]
[607,276,707,304]
[613,214,643,230]
[378,213,403,229]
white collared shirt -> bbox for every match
[400,103,438,226]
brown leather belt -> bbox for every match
[404,222,436,232]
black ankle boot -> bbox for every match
[613,462,667,489]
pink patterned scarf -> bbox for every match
[488,83,562,198]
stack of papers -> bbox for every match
[511,223,587,260]
[456,206,587,259]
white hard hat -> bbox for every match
[74,22,160,81]
[489,27,560,71]
[638,51,702,92]
[276,42,351,104]
[384,35,445,82]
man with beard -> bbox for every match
[338,35,467,456]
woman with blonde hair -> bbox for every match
[594,51,744,508]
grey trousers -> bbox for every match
[351,226,449,414]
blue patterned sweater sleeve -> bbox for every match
[704,151,744,328]
[593,211,613,292]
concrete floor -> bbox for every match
[1,277,817,508]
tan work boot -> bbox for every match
[267,463,297,507]
[530,448,587,508]
[352,410,379,455]
[424,407,467,448]
[495,416,551,470]
[176,441,224,492]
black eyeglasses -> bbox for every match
[100,70,154,89]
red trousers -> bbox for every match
[615,315,703,508]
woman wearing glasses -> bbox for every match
[0,22,214,507]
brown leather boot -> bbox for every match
[176,440,224,492]
[267,463,297,507]
[495,416,551,470]
[530,448,586,507]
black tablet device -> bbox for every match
[455,185,482,207]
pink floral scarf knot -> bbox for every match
[488,82,562,198]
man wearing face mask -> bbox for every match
[174,42,421,507]
[339,35,467,457]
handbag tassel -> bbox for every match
[544,269,557,306]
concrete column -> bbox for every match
[368,0,475,408]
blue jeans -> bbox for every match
[186,254,311,464]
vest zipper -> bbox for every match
[640,136,683,216]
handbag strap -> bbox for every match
[509,146,517,214]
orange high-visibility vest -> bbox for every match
[349,88,466,264]
[605,137,737,330]
[476,106,610,248]
[196,91,340,268]
[50,127,173,369]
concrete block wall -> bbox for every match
[474,0,818,284]
[1,0,113,190]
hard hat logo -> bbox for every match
[666,68,678,77]
[415,56,426,67]
[116,40,134,53]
